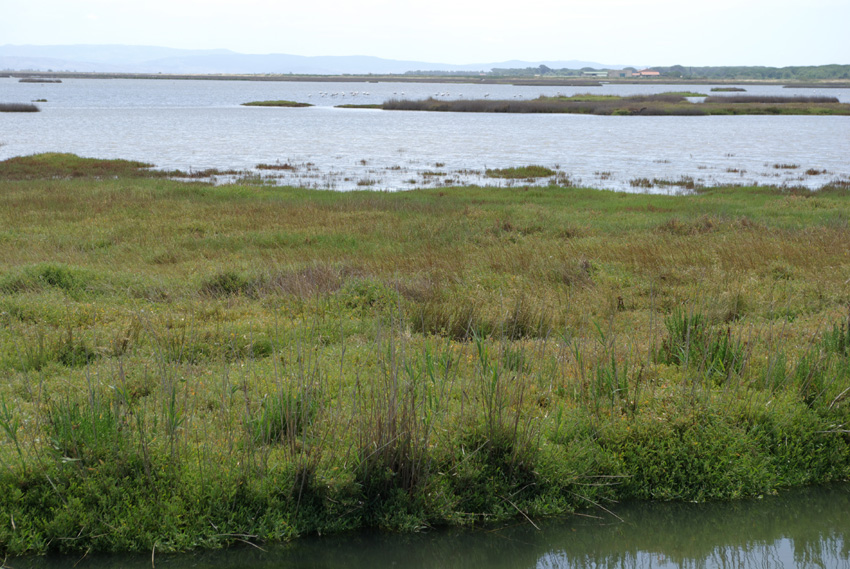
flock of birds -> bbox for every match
[310,91,373,98]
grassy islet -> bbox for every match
[242,100,314,108]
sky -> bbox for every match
[2,0,848,67]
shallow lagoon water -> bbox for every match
[12,484,850,569]
[1,77,849,191]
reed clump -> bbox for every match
[1,155,849,555]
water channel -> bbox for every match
[8,484,849,569]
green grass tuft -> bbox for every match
[485,165,556,179]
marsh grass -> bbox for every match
[249,387,320,446]
[821,308,850,356]
[655,308,746,379]
[1,155,850,555]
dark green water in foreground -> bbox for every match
[12,484,849,569]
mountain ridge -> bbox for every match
[0,44,627,75]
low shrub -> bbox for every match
[604,409,775,500]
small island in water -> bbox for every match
[370,93,850,115]
[242,99,314,107]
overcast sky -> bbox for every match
[3,0,848,67]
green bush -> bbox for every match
[605,411,774,500]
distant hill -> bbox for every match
[0,44,623,75]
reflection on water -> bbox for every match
[14,484,850,569]
[2,78,849,192]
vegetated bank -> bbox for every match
[0,154,849,556]
[380,93,850,115]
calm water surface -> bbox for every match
[13,484,850,569]
[1,78,849,191]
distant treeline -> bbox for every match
[406,64,850,81]
[404,70,489,76]
[406,65,592,77]
[656,64,850,80]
